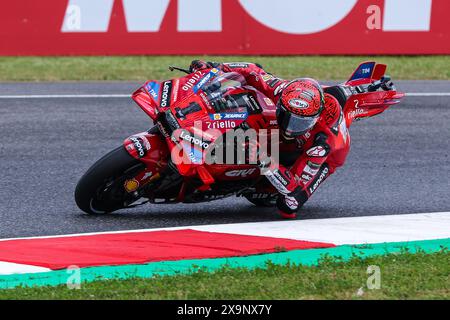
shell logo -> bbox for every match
[124,179,139,193]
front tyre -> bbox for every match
[75,146,144,214]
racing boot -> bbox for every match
[277,195,298,219]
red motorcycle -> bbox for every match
[75,62,404,214]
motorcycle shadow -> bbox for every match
[76,201,332,224]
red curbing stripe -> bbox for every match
[0,229,334,270]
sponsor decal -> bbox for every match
[243,95,262,113]
[303,164,320,176]
[182,144,203,164]
[226,63,249,69]
[199,92,211,108]
[300,90,315,101]
[306,145,327,157]
[210,112,248,120]
[289,99,309,109]
[146,82,160,100]
[269,119,278,126]
[225,168,257,178]
[160,81,172,108]
[266,171,290,194]
[307,160,321,170]
[296,132,311,149]
[273,170,289,187]
[285,196,298,210]
[338,115,349,142]
[182,71,204,91]
[347,108,368,120]
[300,174,312,184]
[193,68,220,93]
[157,121,170,138]
[206,120,237,130]
[188,152,201,164]
[350,62,375,81]
[264,97,274,106]
[268,78,281,88]
[308,166,329,194]
[124,178,139,193]
[172,80,180,103]
[262,74,274,82]
[165,111,180,130]
[130,136,147,158]
[141,171,153,181]
[180,130,210,149]
[274,82,287,96]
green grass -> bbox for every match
[0,56,449,82]
[1,250,448,300]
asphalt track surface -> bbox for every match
[0,81,449,238]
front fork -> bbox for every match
[122,129,169,194]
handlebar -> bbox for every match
[169,66,191,74]
[368,75,394,92]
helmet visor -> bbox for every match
[277,106,319,137]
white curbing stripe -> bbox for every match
[0,262,51,275]
[192,212,450,245]
[406,93,450,97]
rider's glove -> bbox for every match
[189,60,209,73]
[189,60,222,73]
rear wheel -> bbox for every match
[74,146,145,214]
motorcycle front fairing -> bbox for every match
[126,69,278,197]
[159,70,277,189]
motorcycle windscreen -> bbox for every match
[202,72,246,97]
[202,72,258,114]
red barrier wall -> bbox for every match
[0,0,449,55]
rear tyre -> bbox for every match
[74,146,143,214]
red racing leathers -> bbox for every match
[190,61,351,216]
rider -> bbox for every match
[189,60,351,219]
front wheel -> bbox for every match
[74,146,145,214]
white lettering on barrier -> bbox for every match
[178,0,222,31]
[383,0,432,31]
[62,0,434,33]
